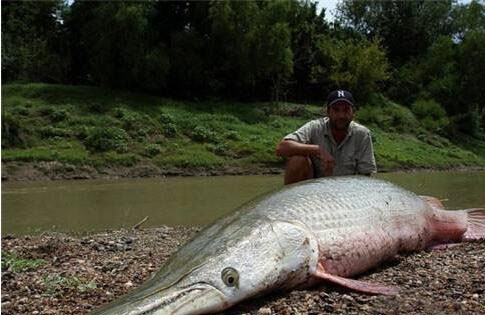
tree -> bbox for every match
[288,0,329,101]
[335,0,455,64]
[1,0,68,82]
[69,1,169,91]
[311,36,389,102]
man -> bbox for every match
[276,90,376,185]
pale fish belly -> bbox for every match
[255,176,435,277]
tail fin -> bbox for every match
[462,208,485,241]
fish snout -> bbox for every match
[89,282,229,315]
[161,283,228,315]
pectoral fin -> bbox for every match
[314,262,399,295]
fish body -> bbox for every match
[90,176,485,315]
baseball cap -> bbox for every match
[327,90,355,108]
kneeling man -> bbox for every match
[276,90,376,185]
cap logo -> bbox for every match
[337,90,345,98]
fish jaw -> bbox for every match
[89,281,229,315]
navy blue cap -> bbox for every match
[327,90,355,108]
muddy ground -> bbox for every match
[3,161,484,182]
[1,227,484,315]
[1,161,283,182]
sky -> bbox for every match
[316,0,340,21]
[315,0,474,22]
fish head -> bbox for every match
[90,220,318,315]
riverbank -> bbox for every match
[2,227,484,315]
[1,160,283,182]
[2,83,485,182]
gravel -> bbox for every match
[2,228,484,315]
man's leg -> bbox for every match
[284,156,313,185]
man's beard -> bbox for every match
[330,119,351,131]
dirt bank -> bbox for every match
[2,227,484,315]
[3,161,485,182]
[1,161,283,182]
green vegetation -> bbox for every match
[3,1,485,138]
[2,83,485,173]
[43,273,97,295]
[2,251,45,272]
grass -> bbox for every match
[2,83,485,173]
[43,273,97,295]
[2,251,45,272]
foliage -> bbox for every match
[39,126,70,139]
[335,0,455,64]
[1,0,69,83]
[191,126,218,143]
[357,94,420,132]
[159,112,175,124]
[312,37,389,102]
[43,273,97,295]
[411,99,450,134]
[163,123,178,138]
[144,144,162,157]
[1,112,31,148]
[2,252,45,272]
[84,127,129,152]
[2,83,485,172]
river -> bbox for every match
[2,171,484,235]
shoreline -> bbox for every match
[2,227,484,315]
[2,161,485,182]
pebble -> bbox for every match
[257,307,272,315]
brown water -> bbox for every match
[2,171,484,235]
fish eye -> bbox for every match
[221,267,239,287]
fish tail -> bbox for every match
[462,208,485,241]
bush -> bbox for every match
[159,112,175,124]
[74,126,93,140]
[1,113,30,148]
[453,110,481,136]
[38,106,69,122]
[113,107,127,118]
[87,102,108,113]
[84,127,129,152]
[191,126,218,143]
[11,106,29,116]
[225,130,241,140]
[39,126,70,139]
[411,99,447,120]
[163,123,177,138]
[356,106,381,126]
[481,109,485,130]
[411,99,449,133]
[207,143,230,156]
[144,144,162,157]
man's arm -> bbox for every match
[276,140,336,176]
[356,132,377,175]
[276,140,319,158]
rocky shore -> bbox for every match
[2,227,484,315]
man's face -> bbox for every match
[328,101,354,131]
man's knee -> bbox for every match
[284,156,313,185]
[287,156,311,169]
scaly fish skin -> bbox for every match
[90,176,483,315]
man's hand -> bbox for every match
[317,146,335,176]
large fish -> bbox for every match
[90,176,485,315]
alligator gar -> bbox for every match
[89,176,485,315]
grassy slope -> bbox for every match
[2,83,485,173]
